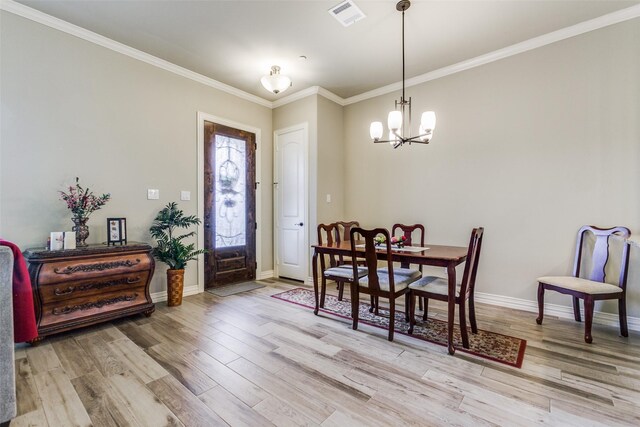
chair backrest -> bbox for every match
[459,227,484,300]
[573,225,630,288]
[392,223,425,270]
[317,223,340,269]
[336,221,360,242]
[391,223,425,247]
[350,227,396,293]
[336,221,360,264]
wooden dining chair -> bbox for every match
[333,220,366,299]
[536,225,631,344]
[376,223,425,313]
[317,223,367,307]
[350,227,419,341]
[407,227,484,349]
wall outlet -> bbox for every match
[180,191,191,201]
[147,189,160,200]
[326,194,332,203]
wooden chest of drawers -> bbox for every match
[23,243,155,341]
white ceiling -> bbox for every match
[15,0,640,102]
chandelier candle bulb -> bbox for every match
[388,110,403,131]
[370,122,383,140]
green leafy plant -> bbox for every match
[149,202,207,270]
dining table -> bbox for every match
[311,240,468,355]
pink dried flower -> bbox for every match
[59,177,110,220]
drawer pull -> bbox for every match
[53,276,142,296]
[54,259,141,275]
[54,286,75,296]
[52,293,138,315]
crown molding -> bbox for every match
[2,0,639,110]
[271,86,345,109]
[0,0,273,108]
[343,4,640,106]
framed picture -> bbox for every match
[107,218,127,245]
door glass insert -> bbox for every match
[215,135,246,248]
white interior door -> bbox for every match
[274,125,308,281]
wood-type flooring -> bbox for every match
[10,279,640,426]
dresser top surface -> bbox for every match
[24,242,152,261]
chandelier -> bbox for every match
[261,65,292,95]
[370,0,436,149]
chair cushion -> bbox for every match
[377,267,421,281]
[359,272,417,292]
[537,276,623,295]
[324,266,368,280]
[409,276,461,297]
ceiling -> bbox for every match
[15,0,640,102]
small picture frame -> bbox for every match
[107,218,127,245]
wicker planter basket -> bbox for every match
[166,269,185,307]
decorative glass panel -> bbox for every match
[215,135,246,248]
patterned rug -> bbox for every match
[272,288,526,368]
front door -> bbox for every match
[274,125,307,281]
[204,121,256,288]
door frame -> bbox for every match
[197,111,262,294]
[273,122,309,280]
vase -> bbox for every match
[166,269,185,307]
[71,217,90,247]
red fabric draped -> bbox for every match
[0,240,38,343]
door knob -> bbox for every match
[296,222,304,226]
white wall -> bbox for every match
[0,12,273,294]
[344,18,640,317]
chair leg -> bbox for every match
[369,295,375,313]
[351,285,359,330]
[573,297,581,322]
[618,298,629,337]
[459,301,469,349]
[422,297,429,321]
[408,293,416,334]
[388,298,395,341]
[584,296,594,344]
[404,293,410,322]
[536,283,544,325]
[418,296,423,311]
[374,296,380,315]
[469,294,478,334]
[337,281,344,301]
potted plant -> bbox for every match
[149,202,206,306]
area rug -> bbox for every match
[206,281,265,297]
[272,288,526,368]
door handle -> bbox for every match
[205,222,211,229]
[296,222,304,226]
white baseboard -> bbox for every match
[474,291,640,332]
[302,276,639,332]
[150,284,200,303]
[257,270,274,280]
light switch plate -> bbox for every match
[326,194,332,203]
[180,191,191,201]
[147,189,159,200]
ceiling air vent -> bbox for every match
[328,0,366,27]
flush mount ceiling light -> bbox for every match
[260,65,292,95]
[370,0,436,149]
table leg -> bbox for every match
[447,264,456,355]
[312,252,319,315]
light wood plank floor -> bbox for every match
[12,279,640,426]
